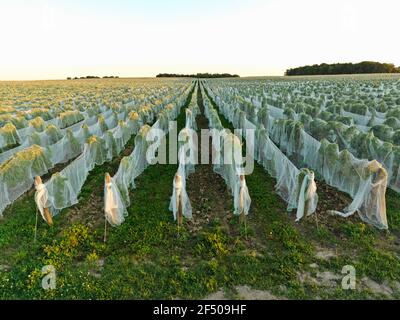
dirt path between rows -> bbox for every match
[185,83,236,236]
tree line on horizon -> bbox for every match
[67,76,120,80]
[156,73,240,78]
[285,61,400,76]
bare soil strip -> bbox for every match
[185,83,235,235]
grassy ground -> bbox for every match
[0,81,399,299]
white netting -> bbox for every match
[168,86,200,221]
[202,88,252,216]
[205,80,388,229]
[257,126,318,220]
[101,83,195,226]
[0,106,116,166]
[0,145,53,215]
[169,162,193,221]
[203,85,318,220]
[0,123,20,150]
[3,82,192,218]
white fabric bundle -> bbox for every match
[169,128,198,221]
[169,166,192,221]
[34,183,50,222]
[233,175,251,216]
[104,179,126,226]
[295,169,318,221]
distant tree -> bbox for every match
[156,73,239,78]
[286,61,400,76]
[70,75,120,79]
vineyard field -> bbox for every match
[0,75,400,300]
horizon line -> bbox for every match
[3,73,400,82]
[0,75,284,82]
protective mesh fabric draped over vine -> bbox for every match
[0,105,117,166]
[258,94,400,194]
[266,118,388,229]
[102,83,195,226]
[202,84,317,221]
[104,177,127,227]
[169,87,199,221]
[169,148,193,221]
[201,86,251,216]
[0,123,20,150]
[204,80,388,229]
[0,108,126,217]
[0,145,52,214]
[0,81,193,219]
[41,84,193,219]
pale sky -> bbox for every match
[0,0,399,80]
